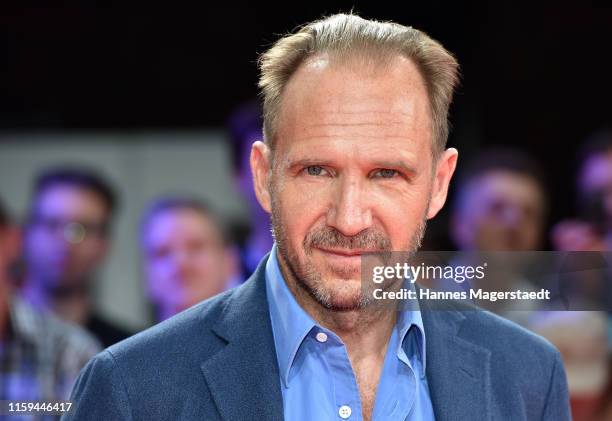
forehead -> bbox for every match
[467,171,544,204]
[35,184,107,218]
[145,208,219,242]
[274,53,432,157]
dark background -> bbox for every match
[2,1,611,245]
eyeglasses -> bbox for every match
[28,216,108,243]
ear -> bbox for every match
[427,148,458,219]
[250,141,273,214]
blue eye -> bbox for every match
[306,166,325,176]
[374,169,398,178]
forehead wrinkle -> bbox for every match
[289,89,428,138]
[282,135,421,165]
[286,107,406,131]
[282,56,427,115]
[275,54,432,157]
[298,118,425,142]
[306,93,421,119]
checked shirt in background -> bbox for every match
[0,296,100,420]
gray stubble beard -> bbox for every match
[270,188,428,312]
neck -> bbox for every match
[22,276,91,325]
[276,249,396,358]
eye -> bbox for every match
[305,166,328,176]
[372,169,399,179]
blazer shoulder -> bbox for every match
[105,286,238,365]
[465,310,559,355]
[460,309,565,390]
[459,310,570,418]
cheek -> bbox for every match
[148,260,177,284]
[79,246,104,265]
[279,202,313,251]
[192,255,215,276]
[28,232,54,253]
[146,269,172,298]
[373,188,430,247]
[524,220,541,241]
[275,179,330,241]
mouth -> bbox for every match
[313,247,377,266]
[314,247,366,256]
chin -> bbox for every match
[319,279,366,311]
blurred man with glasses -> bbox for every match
[21,167,132,347]
[0,197,99,412]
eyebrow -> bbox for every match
[286,158,418,175]
[370,160,418,175]
[286,158,336,169]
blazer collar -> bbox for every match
[200,254,284,421]
[420,296,492,421]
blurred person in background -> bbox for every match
[551,131,612,316]
[447,149,549,323]
[21,167,132,347]
[550,130,612,420]
[0,197,100,407]
[451,149,548,252]
[227,101,273,277]
[140,196,238,322]
[554,130,612,251]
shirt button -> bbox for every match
[338,405,352,419]
[315,332,328,343]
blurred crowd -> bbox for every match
[0,103,611,420]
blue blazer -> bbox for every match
[64,255,570,420]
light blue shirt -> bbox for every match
[265,245,436,420]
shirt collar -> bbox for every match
[265,244,428,384]
[265,245,317,388]
[396,291,427,378]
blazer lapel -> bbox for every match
[421,305,492,421]
[201,257,284,421]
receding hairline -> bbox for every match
[140,199,228,247]
[258,14,460,159]
[272,50,434,145]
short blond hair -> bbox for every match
[258,13,460,156]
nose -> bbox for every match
[326,173,372,236]
[499,204,523,227]
[169,251,192,281]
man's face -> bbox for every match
[25,185,109,289]
[452,171,545,251]
[251,55,457,311]
[143,208,231,315]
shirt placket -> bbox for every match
[315,328,364,421]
